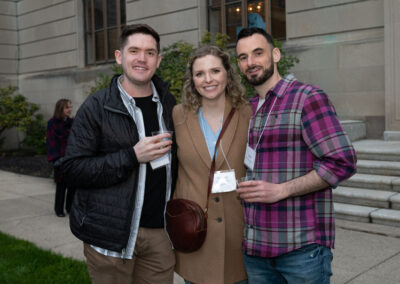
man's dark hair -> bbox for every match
[119,24,160,52]
[237,27,274,48]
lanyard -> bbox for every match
[199,109,232,170]
[248,95,278,150]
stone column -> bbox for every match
[384,0,400,140]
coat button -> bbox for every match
[214,197,220,202]
[217,217,222,223]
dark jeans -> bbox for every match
[244,244,333,284]
[54,181,75,214]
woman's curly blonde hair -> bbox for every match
[182,45,247,112]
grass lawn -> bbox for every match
[0,231,90,284]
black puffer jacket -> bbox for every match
[61,74,177,252]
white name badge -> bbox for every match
[244,144,256,171]
[150,154,170,169]
[212,170,237,193]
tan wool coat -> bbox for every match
[172,98,252,284]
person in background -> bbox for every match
[236,27,357,283]
[172,45,251,284]
[46,98,74,217]
[60,24,177,283]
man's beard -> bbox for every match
[244,60,274,86]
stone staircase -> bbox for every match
[334,139,400,227]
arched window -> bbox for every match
[208,0,286,44]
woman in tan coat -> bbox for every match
[172,45,252,284]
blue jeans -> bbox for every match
[243,243,333,284]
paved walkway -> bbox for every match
[1,170,400,283]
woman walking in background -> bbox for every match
[172,45,251,283]
[46,99,74,217]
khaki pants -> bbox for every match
[84,227,175,284]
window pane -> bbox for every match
[108,28,119,59]
[84,0,92,32]
[85,0,126,65]
[121,0,126,24]
[207,0,286,44]
[226,3,242,43]
[209,0,221,7]
[95,30,105,61]
[247,0,266,29]
[94,0,104,30]
[107,0,116,27]
[86,32,95,65]
[271,0,286,40]
[84,0,94,64]
[208,6,221,35]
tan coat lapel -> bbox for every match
[185,97,238,171]
[186,109,212,169]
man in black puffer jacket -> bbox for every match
[61,24,177,283]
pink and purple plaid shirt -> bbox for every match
[243,74,357,258]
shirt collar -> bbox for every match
[249,73,297,104]
[271,73,296,98]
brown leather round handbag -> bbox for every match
[166,198,207,253]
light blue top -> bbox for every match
[198,108,222,158]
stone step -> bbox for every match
[334,139,400,229]
[356,159,400,176]
[334,203,400,227]
[353,139,400,161]
[333,186,400,208]
[334,203,375,223]
[341,120,366,142]
[392,194,400,210]
[340,173,400,192]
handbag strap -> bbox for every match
[205,108,235,215]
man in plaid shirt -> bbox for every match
[236,27,357,283]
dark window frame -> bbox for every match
[83,0,126,65]
[207,0,286,44]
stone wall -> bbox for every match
[17,0,82,74]
[0,0,18,86]
[384,0,400,139]
[284,0,385,138]
[16,0,87,119]
[126,0,207,47]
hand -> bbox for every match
[237,180,287,203]
[133,133,172,163]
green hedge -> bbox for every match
[0,86,45,152]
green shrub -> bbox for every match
[0,86,40,148]
[89,65,122,95]
[155,41,194,101]
[89,73,112,95]
[274,39,300,77]
[21,114,47,155]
